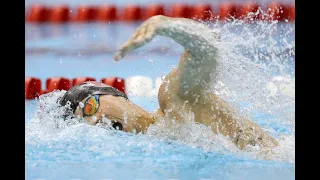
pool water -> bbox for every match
[25,18,295,180]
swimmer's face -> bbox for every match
[74,95,153,133]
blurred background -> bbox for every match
[25,0,295,100]
[25,0,295,180]
[25,0,294,6]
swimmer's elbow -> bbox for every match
[157,16,219,55]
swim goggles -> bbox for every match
[81,91,111,117]
[81,93,124,131]
[82,94,100,117]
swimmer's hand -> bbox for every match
[114,15,167,61]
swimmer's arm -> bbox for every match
[114,15,219,59]
[157,17,220,100]
[114,15,220,100]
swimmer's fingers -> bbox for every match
[114,38,151,61]
[114,42,135,61]
[114,16,165,61]
[114,25,156,61]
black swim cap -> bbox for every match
[59,81,128,117]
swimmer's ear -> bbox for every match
[114,15,165,61]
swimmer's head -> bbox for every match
[59,81,154,133]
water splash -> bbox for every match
[213,11,294,122]
[26,10,295,165]
[147,11,294,164]
[26,90,77,144]
[211,13,295,134]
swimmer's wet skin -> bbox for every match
[59,81,157,133]
[60,15,279,151]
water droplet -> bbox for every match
[79,102,84,108]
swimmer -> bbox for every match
[59,15,278,151]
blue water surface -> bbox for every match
[25,18,295,180]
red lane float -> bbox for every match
[143,4,165,19]
[41,90,50,95]
[96,5,117,22]
[72,77,96,86]
[191,4,213,21]
[74,5,98,22]
[46,77,71,92]
[49,5,70,23]
[237,3,260,21]
[267,2,290,21]
[219,3,238,20]
[122,5,142,21]
[25,77,127,99]
[171,4,191,18]
[25,3,295,23]
[289,3,295,21]
[26,5,50,23]
[25,77,41,99]
[100,77,126,94]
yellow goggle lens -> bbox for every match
[83,95,99,116]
